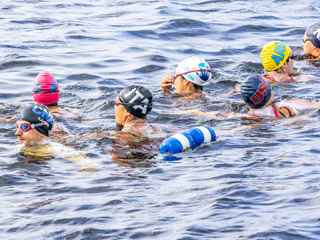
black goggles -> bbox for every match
[32,89,59,94]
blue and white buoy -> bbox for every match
[160,126,216,154]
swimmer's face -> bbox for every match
[114,98,126,125]
[286,52,295,75]
[302,32,314,56]
[263,92,274,108]
[15,120,45,146]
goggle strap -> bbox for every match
[31,120,51,128]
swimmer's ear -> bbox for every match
[124,110,132,117]
[183,79,191,86]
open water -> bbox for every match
[1,0,320,239]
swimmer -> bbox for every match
[108,85,175,139]
[160,56,212,94]
[303,22,320,60]
[15,103,53,146]
[33,71,80,119]
[14,103,96,169]
[260,41,296,83]
[242,74,320,118]
[81,85,180,145]
[174,74,320,119]
[231,41,296,93]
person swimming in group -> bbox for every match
[15,103,54,146]
[114,85,155,137]
[302,22,320,61]
[160,56,212,94]
[260,41,296,83]
[84,85,166,141]
[33,71,80,119]
[241,74,320,118]
[172,74,320,120]
[14,103,96,169]
[232,41,296,93]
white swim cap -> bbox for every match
[176,56,212,86]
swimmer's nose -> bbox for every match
[15,127,22,136]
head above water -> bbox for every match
[18,104,54,137]
[260,41,291,71]
[33,71,59,105]
[241,74,272,109]
[176,56,212,86]
[118,85,153,119]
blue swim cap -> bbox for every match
[241,75,272,109]
[306,22,320,48]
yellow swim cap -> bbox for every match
[260,41,291,71]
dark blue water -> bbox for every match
[1,0,320,239]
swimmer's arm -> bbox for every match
[83,130,113,139]
[217,124,262,135]
[0,115,18,123]
[157,109,229,117]
[52,144,98,172]
[288,99,320,110]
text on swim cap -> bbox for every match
[124,88,150,114]
[32,105,53,126]
[133,98,149,114]
[250,77,268,104]
[271,42,286,66]
[313,28,320,40]
[125,88,144,103]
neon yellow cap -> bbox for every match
[260,41,291,71]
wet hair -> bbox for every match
[45,101,58,107]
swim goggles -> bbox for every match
[32,89,59,94]
[16,121,51,132]
[115,100,153,107]
[173,69,212,80]
[303,38,311,44]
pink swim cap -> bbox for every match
[33,71,59,105]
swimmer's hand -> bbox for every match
[161,75,174,93]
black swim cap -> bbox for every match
[241,74,272,109]
[118,85,153,119]
[18,104,54,136]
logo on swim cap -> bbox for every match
[249,77,269,104]
[118,85,153,119]
[260,41,291,71]
[19,104,54,136]
[176,56,212,86]
[33,71,59,105]
[32,104,53,127]
[241,74,272,109]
